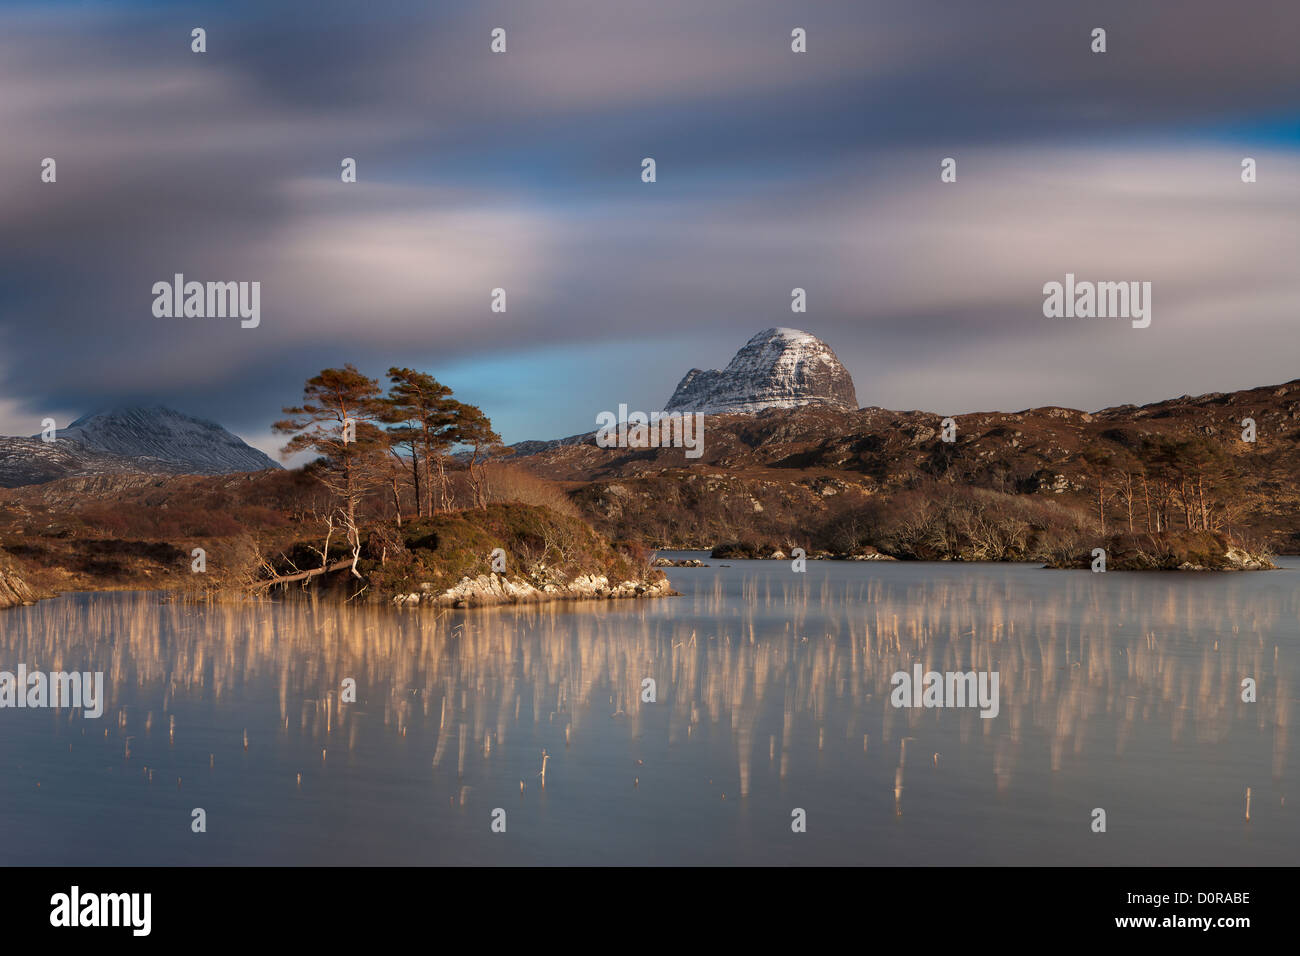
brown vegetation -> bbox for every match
[515,379,1300,562]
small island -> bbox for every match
[0,366,670,610]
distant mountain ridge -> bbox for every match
[0,406,280,488]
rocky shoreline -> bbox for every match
[2,518,1278,619]
[709,543,897,562]
[392,571,676,608]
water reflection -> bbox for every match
[1,558,1295,864]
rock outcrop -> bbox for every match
[0,563,38,609]
[393,572,675,608]
[665,328,857,415]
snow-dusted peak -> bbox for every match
[664,328,858,415]
[37,406,278,476]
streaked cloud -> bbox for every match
[0,0,1296,448]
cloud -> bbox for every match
[0,0,1296,444]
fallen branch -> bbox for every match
[248,558,354,591]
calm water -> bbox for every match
[1,556,1296,865]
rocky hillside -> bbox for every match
[664,327,858,414]
[0,436,145,488]
[511,379,1300,556]
[0,406,280,488]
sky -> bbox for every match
[0,0,1297,458]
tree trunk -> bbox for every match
[422,449,435,516]
[410,453,423,518]
[1124,476,1134,532]
[436,456,452,511]
[1196,475,1208,531]
[1097,476,1106,536]
[1141,474,1152,532]
[249,558,353,591]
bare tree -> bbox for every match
[1080,449,1113,535]
[454,402,504,510]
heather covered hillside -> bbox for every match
[515,379,1300,560]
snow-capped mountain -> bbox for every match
[664,328,858,415]
[0,406,280,488]
[53,407,280,473]
[505,328,861,457]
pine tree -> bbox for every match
[274,365,385,576]
[380,368,456,517]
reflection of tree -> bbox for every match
[1,571,1290,799]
